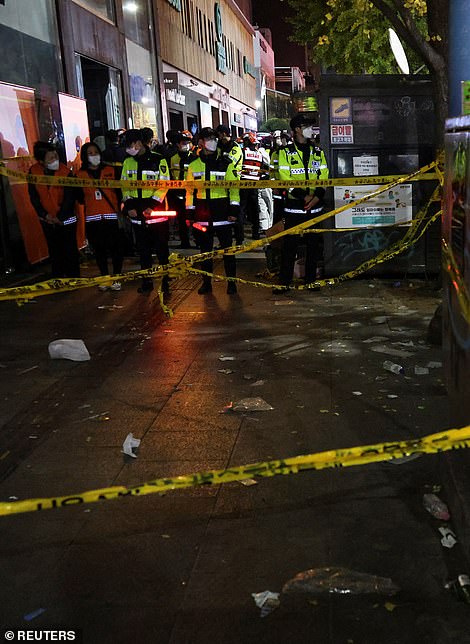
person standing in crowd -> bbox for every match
[274,114,329,292]
[240,132,269,241]
[102,129,128,164]
[270,130,290,224]
[168,131,197,248]
[77,142,123,291]
[215,124,243,243]
[28,141,80,278]
[258,136,274,233]
[158,129,180,159]
[185,127,240,295]
[121,129,171,294]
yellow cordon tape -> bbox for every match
[0,160,439,190]
[0,163,441,306]
[0,425,469,517]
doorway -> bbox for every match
[169,110,184,131]
[76,55,124,143]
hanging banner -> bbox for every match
[0,81,48,264]
[334,183,413,228]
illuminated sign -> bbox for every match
[214,3,226,74]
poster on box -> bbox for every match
[334,184,412,228]
[0,81,49,264]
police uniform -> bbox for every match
[168,145,197,248]
[277,136,329,286]
[186,135,240,294]
[121,148,170,292]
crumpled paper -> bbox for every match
[252,591,280,617]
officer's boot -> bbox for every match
[198,278,212,295]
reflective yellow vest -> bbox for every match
[277,142,329,200]
[121,151,169,203]
[185,151,240,209]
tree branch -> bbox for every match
[370,0,444,72]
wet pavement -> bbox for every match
[1,252,470,643]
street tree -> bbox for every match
[287,0,448,146]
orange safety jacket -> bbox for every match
[29,162,71,219]
[77,166,120,222]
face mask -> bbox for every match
[47,160,59,171]
[180,144,190,152]
[126,147,139,156]
[204,139,218,152]
[302,127,314,139]
[88,155,101,166]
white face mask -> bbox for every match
[302,127,314,139]
[126,147,139,156]
[204,139,218,152]
[47,160,60,171]
[88,155,101,166]
[180,144,190,152]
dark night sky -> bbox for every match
[252,0,308,70]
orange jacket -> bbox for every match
[77,166,119,219]
[29,162,70,217]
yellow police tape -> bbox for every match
[0,424,469,517]
[0,159,439,190]
[0,173,442,304]
[442,239,470,326]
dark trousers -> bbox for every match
[240,188,260,238]
[175,199,191,247]
[132,221,170,284]
[41,221,80,278]
[86,220,124,276]
[279,214,320,286]
[193,224,236,281]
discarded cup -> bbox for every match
[48,339,90,362]
[439,526,458,548]
[282,567,400,596]
[423,493,450,521]
[383,360,404,375]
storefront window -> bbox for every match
[122,0,150,49]
[72,0,115,22]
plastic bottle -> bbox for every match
[383,360,404,375]
[423,493,450,520]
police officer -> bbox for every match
[121,129,171,294]
[275,114,329,291]
[186,127,240,295]
[168,132,197,248]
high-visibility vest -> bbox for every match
[168,151,196,182]
[121,151,169,203]
[29,162,71,218]
[241,148,265,181]
[185,151,240,210]
[77,166,119,221]
[277,143,329,205]
[218,141,243,173]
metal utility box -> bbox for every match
[318,75,440,277]
[443,115,470,424]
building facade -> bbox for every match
[0,0,257,268]
[157,0,257,138]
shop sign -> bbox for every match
[243,56,256,79]
[234,113,242,124]
[167,0,182,10]
[163,73,178,90]
[214,3,226,74]
[330,97,352,124]
[166,89,186,105]
[330,124,354,144]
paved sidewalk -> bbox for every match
[0,260,469,643]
